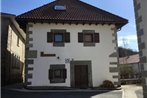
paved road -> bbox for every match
[121,85,143,98]
[2,88,122,98]
[2,84,143,98]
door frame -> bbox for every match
[70,60,93,88]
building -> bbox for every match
[133,0,147,97]
[16,0,127,88]
[119,54,141,79]
[1,13,26,86]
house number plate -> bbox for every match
[65,58,70,63]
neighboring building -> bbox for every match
[16,0,127,88]
[1,13,26,86]
[119,54,141,79]
[133,0,147,97]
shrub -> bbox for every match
[100,80,115,88]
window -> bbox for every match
[54,33,63,42]
[47,29,70,47]
[49,65,67,83]
[54,69,61,78]
[78,30,100,46]
[84,34,93,42]
[17,36,19,47]
[54,5,66,11]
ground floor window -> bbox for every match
[49,65,67,83]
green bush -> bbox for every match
[100,80,115,88]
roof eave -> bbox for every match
[16,17,128,27]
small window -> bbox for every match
[17,36,19,47]
[54,33,63,42]
[54,5,66,11]
[47,30,70,47]
[78,31,100,46]
[84,34,93,42]
[49,65,67,83]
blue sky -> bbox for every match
[1,0,138,51]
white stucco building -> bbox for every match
[16,0,127,88]
[133,0,147,97]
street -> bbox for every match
[1,84,143,98]
[2,88,122,98]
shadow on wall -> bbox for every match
[1,50,24,86]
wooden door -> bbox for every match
[74,65,88,88]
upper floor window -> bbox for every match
[47,29,70,47]
[78,30,100,46]
[84,33,93,43]
[54,33,64,43]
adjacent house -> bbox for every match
[119,54,141,79]
[1,13,26,86]
[133,0,147,97]
[16,0,128,88]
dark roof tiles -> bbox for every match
[16,0,128,28]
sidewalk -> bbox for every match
[121,85,143,98]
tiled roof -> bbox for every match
[16,0,128,28]
[119,54,140,64]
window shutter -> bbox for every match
[94,33,100,43]
[49,69,53,79]
[63,69,67,79]
[65,32,70,42]
[47,32,53,42]
[78,33,83,42]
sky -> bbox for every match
[1,0,138,51]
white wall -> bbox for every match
[28,23,118,87]
[7,25,25,63]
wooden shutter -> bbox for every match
[94,33,100,43]
[49,69,53,79]
[78,33,83,42]
[63,69,67,79]
[47,32,53,42]
[65,32,70,42]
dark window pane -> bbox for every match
[54,69,61,78]
[84,34,93,42]
[54,34,63,42]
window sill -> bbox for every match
[84,42,95,46]
[50,78,65,83]
[53,42,65,47]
